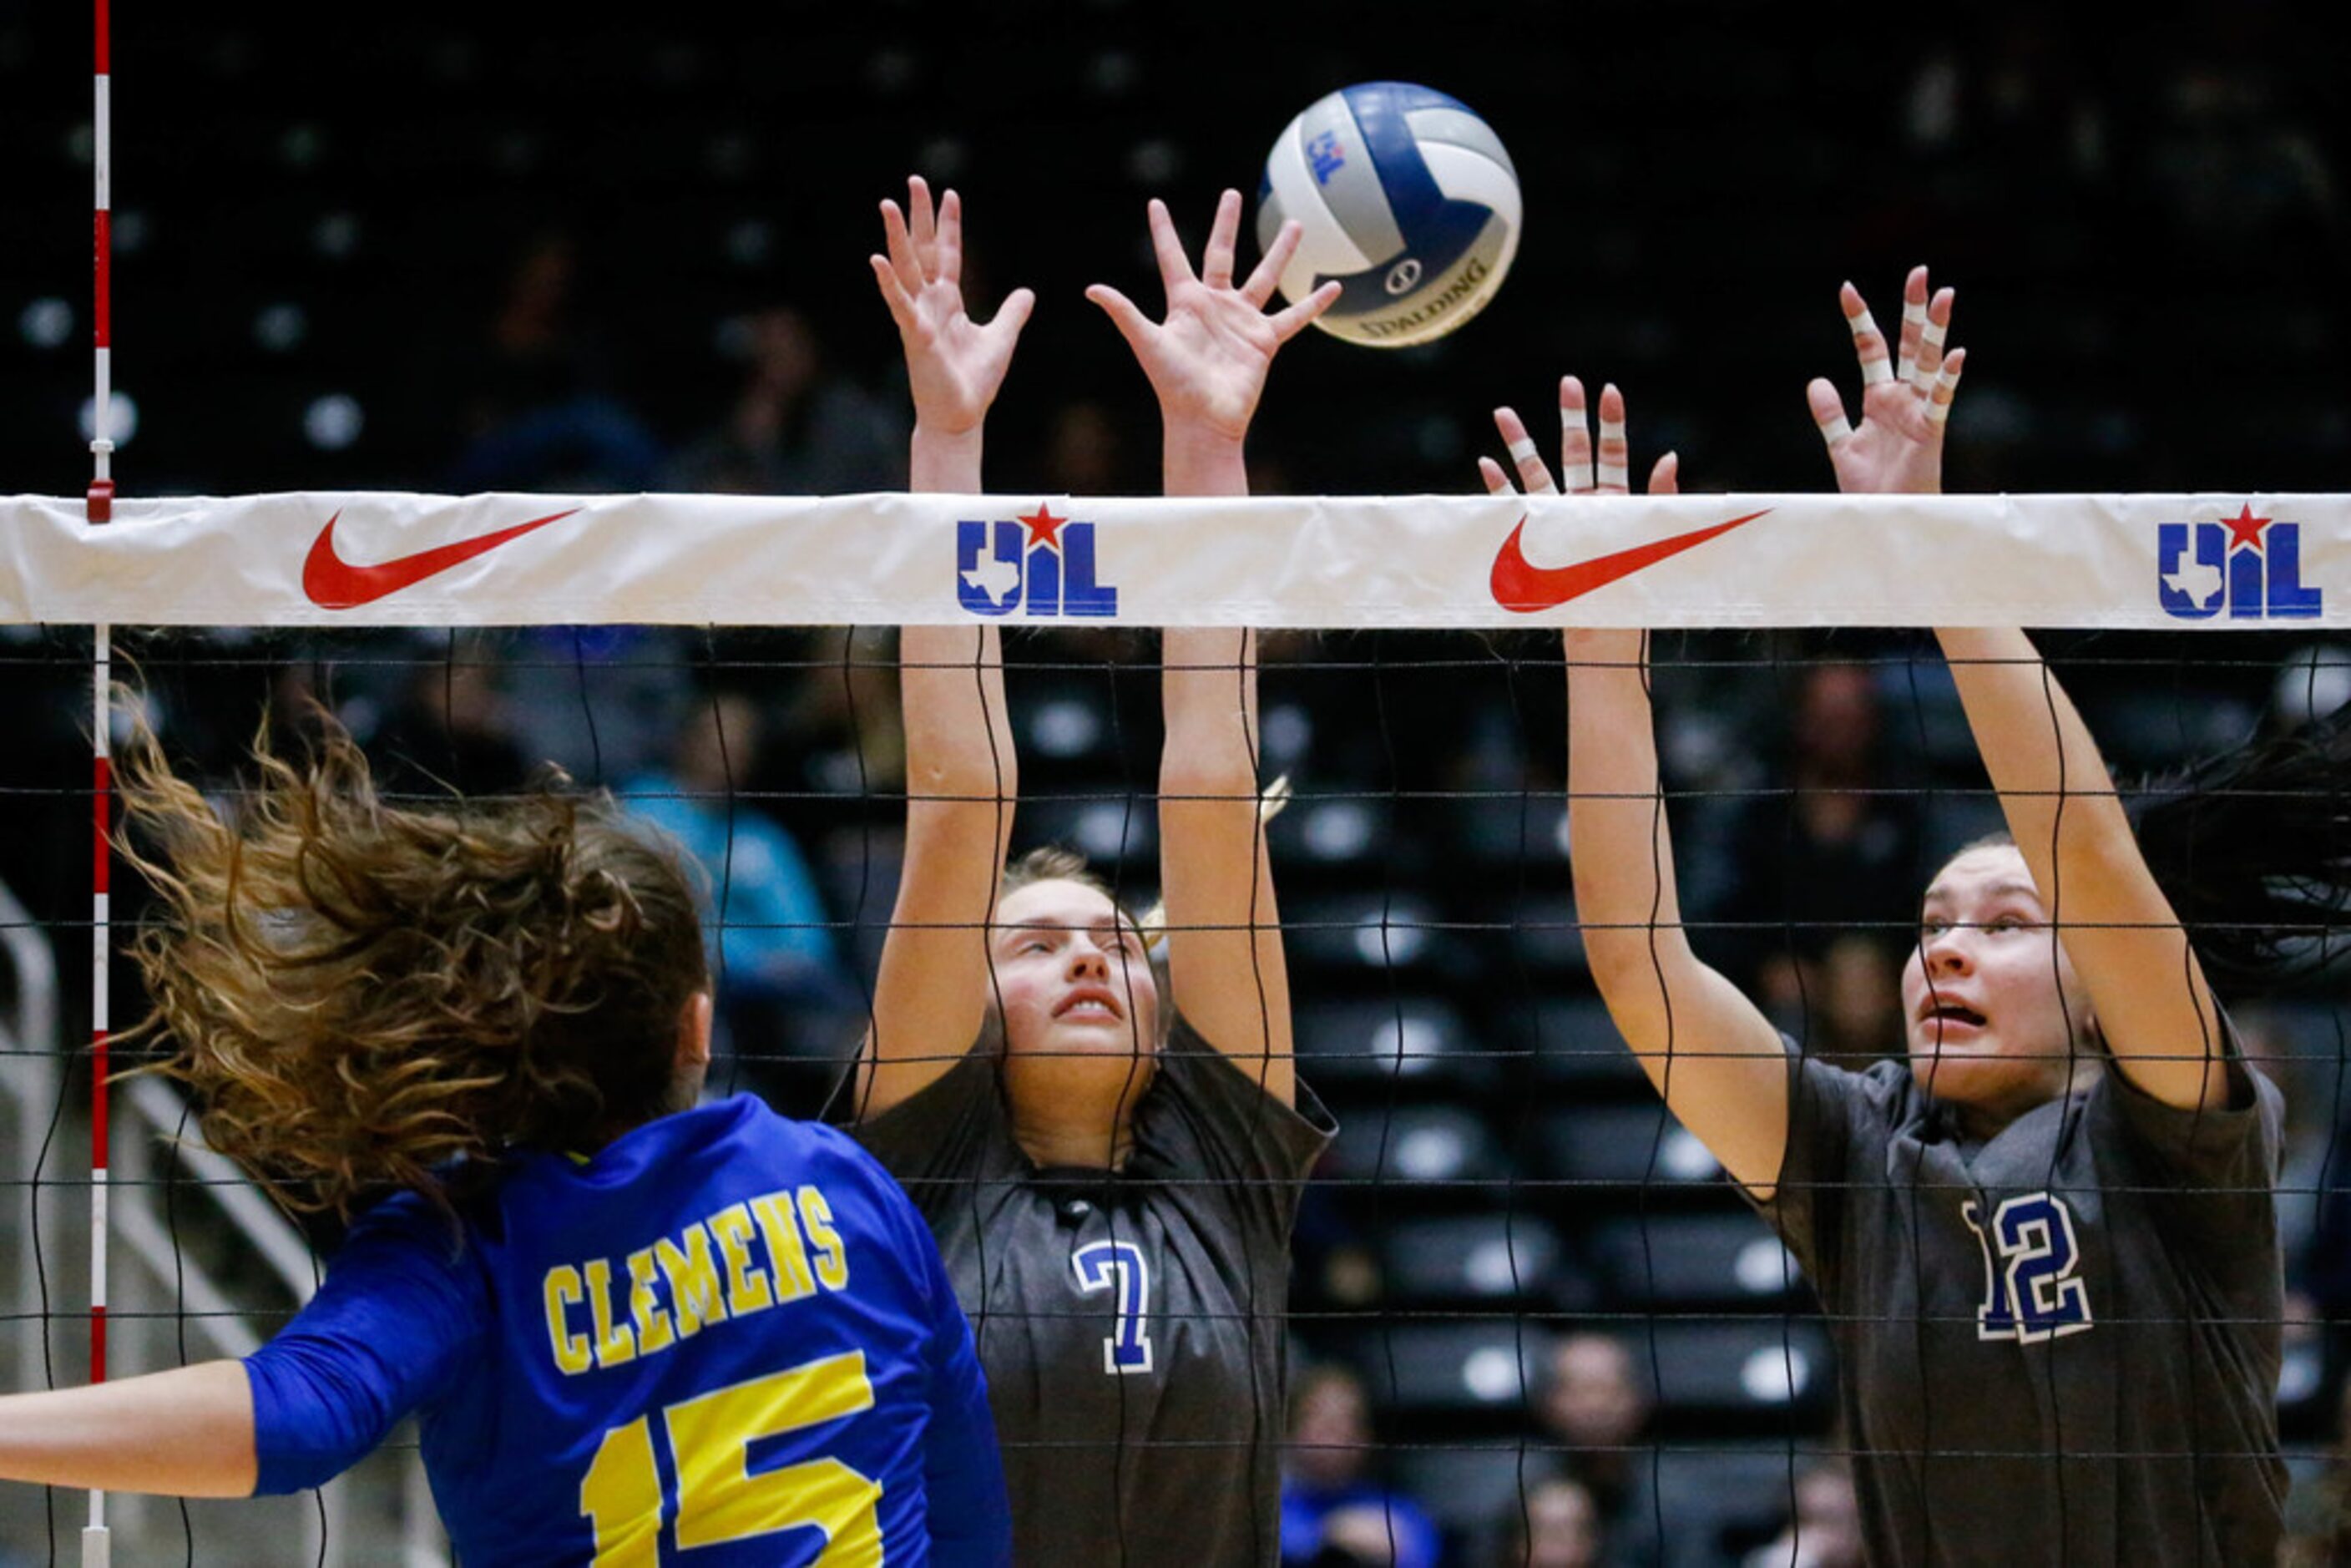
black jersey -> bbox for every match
[1757,1042,2285,1566]
[854,1016,1335,1568]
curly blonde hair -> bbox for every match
[115,709,707,1216]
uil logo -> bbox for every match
[1306,129,1346,185]
[958,504,1119,619]
[2158,504,2322,620]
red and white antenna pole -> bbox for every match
[88,0,114,523]
[86,3,114,1565]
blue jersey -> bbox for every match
[243,1095,1009,1566]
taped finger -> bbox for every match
[1807,378,1855,451]
[1914,291,1953,389]
[1927,350,1964,425]
[1560,392,1596,493]
[1844,286,1894,387]
[1595,396,1631,493]
[1898,294,1928,385]
[1506,432,1559,494]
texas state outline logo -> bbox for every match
[956,503,1119,618]
[2158,503,2322,620]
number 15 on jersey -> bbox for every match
[579,1349,885,1565]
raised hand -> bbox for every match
[869,175,1034,439]
[1806,266,1965,495]
[1086,190,1340,449]
[1478,377,1679,499]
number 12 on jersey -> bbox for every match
[1963,1191,2094,1345]
[579,1348,884,1564]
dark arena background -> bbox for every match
[3,3,2348,1563]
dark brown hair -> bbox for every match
[1935,695,2351,990]
[114,708,708,1216]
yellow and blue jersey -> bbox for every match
[244,1094,1008,1565]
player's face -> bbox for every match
[989,879,1160,1066]
[1901,845,2096,1127]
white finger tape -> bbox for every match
[1559,403,1589,434]
[1902,299,1928,329]
[1819,414,1855,445]
[1595,462,1631,489]
[1927,367,1959,423]
[1507,437,1541,467]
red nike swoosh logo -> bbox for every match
[302,508,579,609]
[1489,508,1772,612]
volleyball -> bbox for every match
[1256,82,1521,348]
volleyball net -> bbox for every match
[1,487,2345,1562]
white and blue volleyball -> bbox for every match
[1257,82,1520,348]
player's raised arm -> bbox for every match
[0,1363,256,1496]
[1088,192,1336,1099]
[863,177,1034,1118]
[1483,380,1791,1195]
[1810,267,2229,1111]
[1935,626,2228,1110]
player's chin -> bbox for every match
[1047,1019,1153,1059]
[1910,1039,2030,1100]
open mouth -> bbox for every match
[1054,989,1125,1023]
[1920,1003,1986,1029]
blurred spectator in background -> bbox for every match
[622,690,857,1105]
[1281,1364,1440,1568]
[2281,1379,2351,1565]
[1534,1331,1658,1556]
[1487,1475,1604,1568]
[1695,660,1921,1038]
[503,625,697,787]
[667,305,905,494]
[367,639,531,797]
[1741,1458,1864,1568]
[447,230,663,493]
[1807,933,1907,1068]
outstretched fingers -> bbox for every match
[988,286,1038,350]
[1894,266,1929,386]
[1843,281,1894,389]
[1559,376,1597,493]
[1242,219,1304,308]
[1493,404,1560,494]
[1084,283,1157,358]
[1268,279,1342,341]
[879,197,921,288]
[1201,188,1242,290]
[868,252,918,331]
[1926,346,1967,425]
[1145,198,1198,299]
[934,188,965,289]
[1914,285,1955,392]
[1595,383,1631,494]
[1807,377,1854,456]
[908,176,939,274]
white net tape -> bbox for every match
[1,492,2340,629]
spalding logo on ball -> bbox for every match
[1257,81,1520,348]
